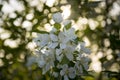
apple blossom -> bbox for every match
[30,12,91,79]
[60,64,76,80]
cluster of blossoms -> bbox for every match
[32,12,91,80]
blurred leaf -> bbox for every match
[87,1,102,7]
[32,30,49,34]
[65,22,71,30]
[84,76,95,80]
[0,5,2,11]
[54,23,61,30]
[60,55,70,65]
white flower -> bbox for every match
[48,42,58,48]
[52,72,59,77]
[64,75,69,80]
[50,33,58,41]
[49,32,68,49]
[52,12,63,23]
[58,32,68,49]
[68,67,76,79]
[75,61,83,75]
[36,49,55,74]
[63,42,76,61]
[31,12,91,78]
[36,54,46,68]
[47,33,59,48]
[33,34,50,48]
[60,64,76,80]
[63,28,77,41]
[81,57,90,70]
[78,56,90,70]
[63,46,74,61]
[80,42,91,54]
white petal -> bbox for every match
[56,49,62,55]
[52,42,58,48]
[60,43,66,49]
[37,60,45,68]
[64,28,76,40]
[48,42,58,48]
[64,75,69,80]
[50,34,58,41]
[52,72,58,77]
[58,32,68,43]
[83,63,89,70]
[40,41,47,47]
[78,66,83,74]
[37,34,50,47]
[52,12,63,23]
[56,54,63,62]
[42,64,49,74]
[75,61,83,74]
[62,64,68,69]
[56,49,63,61]
[65,52,73,61]
[68,67,76,79]
[83,48,91,54]
[38,34,50,41]
[60,70,65,76]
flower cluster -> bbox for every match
[32,12,91,80]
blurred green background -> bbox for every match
[0,0,120,80]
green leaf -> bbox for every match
[32,30,49,34]
[54,23,61,30]
[60,55,70,64]
[65,22,71,30]
[0,5,2,11]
